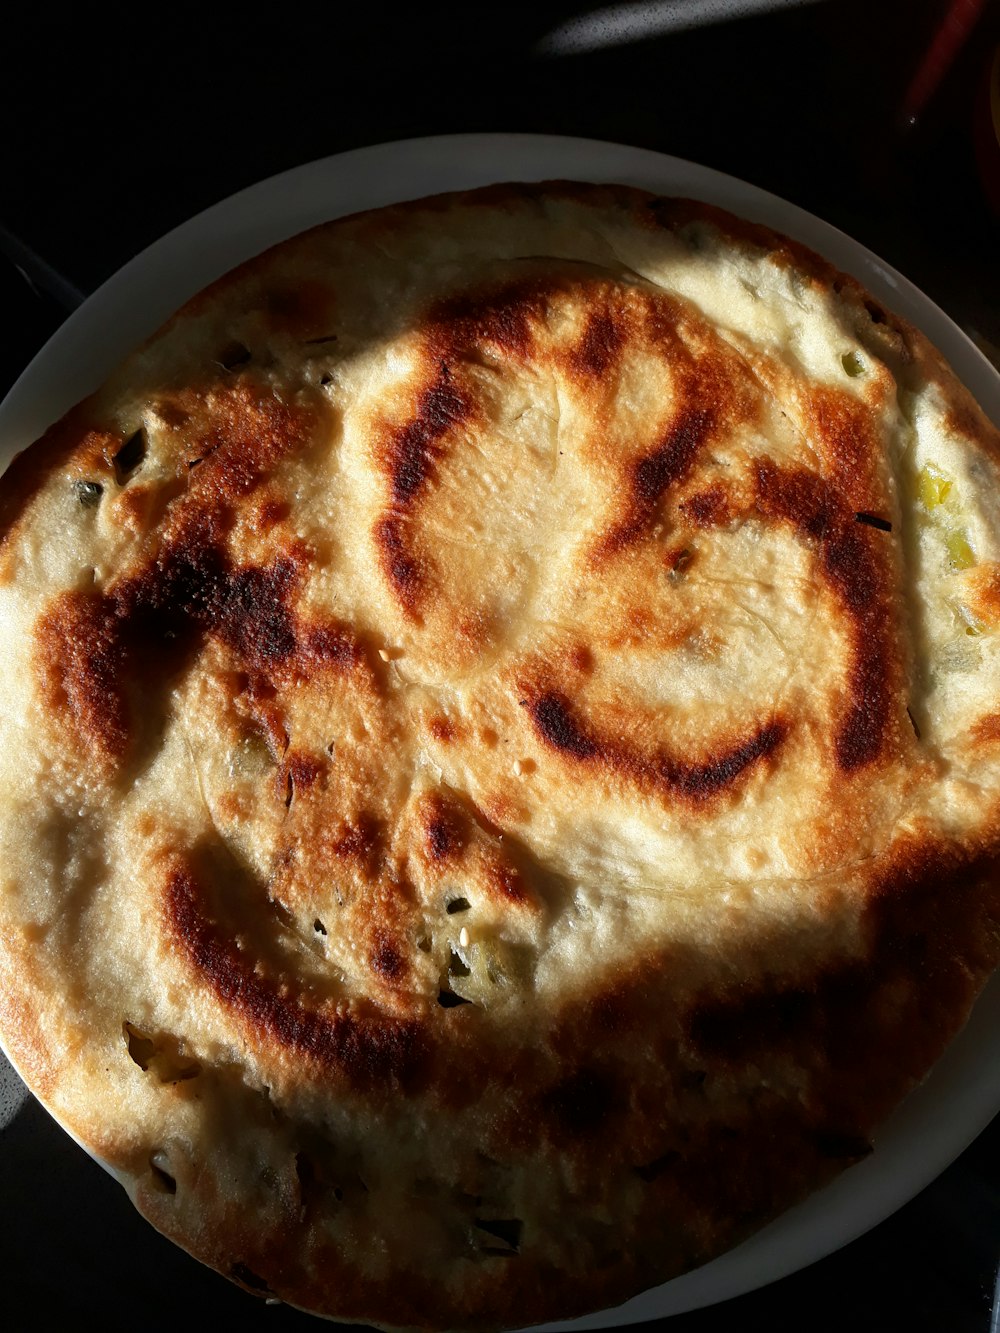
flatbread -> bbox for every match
[1,182,999,1330]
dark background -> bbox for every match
[1,2,998,1329]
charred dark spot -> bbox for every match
[528,688,785,802]
[36,389,329,764]
[754,462,832,540]
[635,1150,679,1182]
[754,459,892,772]
[112,428,146,485]
[123,1022,201,1083]
[665,544,693,577]
[682,482,731,527]
[658,720,788,801]
[34,591,130,762]
[428,715,456,744]
[313,918,327,935]
[332,813,380,864]
[264,280,333,330]
[427,817,454,860]
[529,692,599,759]
[165,862,421,1089]
[124,1022,157,1070]
[269,895,297,932]
[115,537,357,687]
[474,1218,523,1254]
[467,802,507,842]
[282,752,323,801]
[824,527,878,615]
[836,652,890,772]
[149,1156,177,1195]
[689,985,814,1055]
[374,514,424,608]
[258,498,290,528]
[212,560,299,666]
[302,624,361,672]
[545,1068,618,1136]
[217,341,251,371]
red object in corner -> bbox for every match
[974,44,1000,217]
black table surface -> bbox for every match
[1,3,999,1329]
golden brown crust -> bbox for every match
[1,181,1000,1331]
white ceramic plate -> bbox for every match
[2,133,999,1330]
